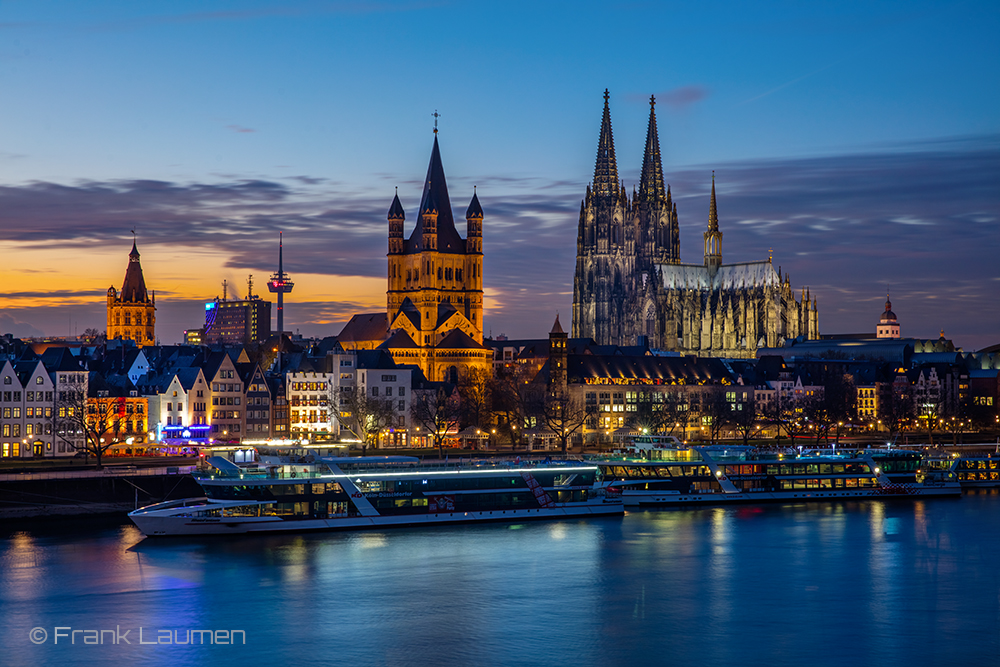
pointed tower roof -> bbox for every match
[466,189,483,219]
[388,189,405,220]
[550,314,565,335]
[592,89,620,198]
[708,171,719,233]
[407,135,465,253]
[637,95,666,203]
[419,183,439,215]
[120,240,150,303]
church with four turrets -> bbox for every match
[339,130,492,383]
[572,91,819,358]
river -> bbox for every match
[3,491,999,666]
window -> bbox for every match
[399,387,405,396]
[371,387,378,396]
[385,387,393,397]
[399,401,405,411]
[36,376,43,385]
[3,376,10,384]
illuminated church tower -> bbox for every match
[107,239,156,347]
[382,128,490,382]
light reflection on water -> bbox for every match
[2,493,1000,667]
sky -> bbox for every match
[0,0,998,350]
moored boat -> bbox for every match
[592,436,961,507]
[129,455,622,536]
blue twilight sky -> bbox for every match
[0,0,998,349]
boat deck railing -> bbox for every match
[195,456,595,480]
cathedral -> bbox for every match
[572,91,818,359]
[107,239,156,347]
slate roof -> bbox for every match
[378,330,420,350]
[403,136,467,255]
[436,329,487,351]
[338,313,389,344]
[119,241,151,303]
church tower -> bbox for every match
[703,172,722,274]
[547,314,568,391]
[107,239,156,347]
[386,133,483,339]
[876,296,900,339]
[382,128,490,382]
[572,90,632,345]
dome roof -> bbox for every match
[880,298,897,323]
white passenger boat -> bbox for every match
[592,437,961,507]
[129,455,623,536]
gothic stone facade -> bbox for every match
[572,92,818,358]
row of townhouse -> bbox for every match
[1,338,419,457]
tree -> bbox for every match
[410,386,463,459]
[779,399,811,446]
[627,390,682,436]
[823,373,855,445]
[730,392,759,447]
[490,363,540,449]
[879,389,914,443]
[701,388,732,444]
[457,367,493,431]
[540,388,591,455]
[55,386,126,469]
[336,386,397,455]
[80,328,106,345]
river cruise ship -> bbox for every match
[129,455,623,536]
[592,437,960,507]
[923,450,1000,488]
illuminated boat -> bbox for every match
[925,451,1000,488]
[129,455,622,536]
[593,437,961,507]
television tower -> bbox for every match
[267,232,294,339]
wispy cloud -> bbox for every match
[227,125,256,134]
[626,86,710,110]
[2,135,998,349]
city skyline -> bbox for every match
[1,1,998,349]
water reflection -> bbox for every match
[1,499,998,667]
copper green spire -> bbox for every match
[638,95,666,203]
[592,89,620,199]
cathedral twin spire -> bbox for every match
[592,89,620,199]
[637,96,666,203]
[593,91,668,204]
